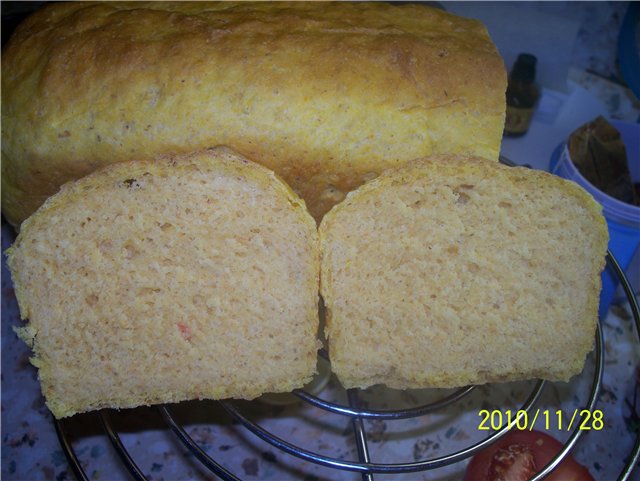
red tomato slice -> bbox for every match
[463,429,595,481]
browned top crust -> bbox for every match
[2,1,506,227]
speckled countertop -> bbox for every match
[2,2,639,481]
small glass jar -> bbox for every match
[504,53,540,137]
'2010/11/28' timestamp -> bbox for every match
[477,409,604,432]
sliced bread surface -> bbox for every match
[319,155,608,390]
[6,147,320,418]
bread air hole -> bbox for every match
[456,191,470,204]
[98,240,112,254]
[85,294,99,307]
[123,243,139,260]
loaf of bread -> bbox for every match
[6,147,320,418]
[1,1,506,228]
[319,155,608,390]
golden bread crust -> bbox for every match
[2,1,506,227]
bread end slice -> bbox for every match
[7,147,320,418]
[320,155,608,390]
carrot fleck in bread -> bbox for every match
[319,155,609,390]
[1,1,506,227]
[6,147,320,418]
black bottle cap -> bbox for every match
[511,53,537,83]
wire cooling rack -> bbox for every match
[52,251,639,481]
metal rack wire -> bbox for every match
[52,250,640,481]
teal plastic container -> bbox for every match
[550,120,640,318]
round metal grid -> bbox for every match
[52,250,640,481]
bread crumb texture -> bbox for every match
[319,155,608,390]
[1,1,506,227]
[6,147,320,418]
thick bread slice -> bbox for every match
[319,155,608,390]
[6,147,320,418]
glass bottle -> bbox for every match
[504,53,540,137]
